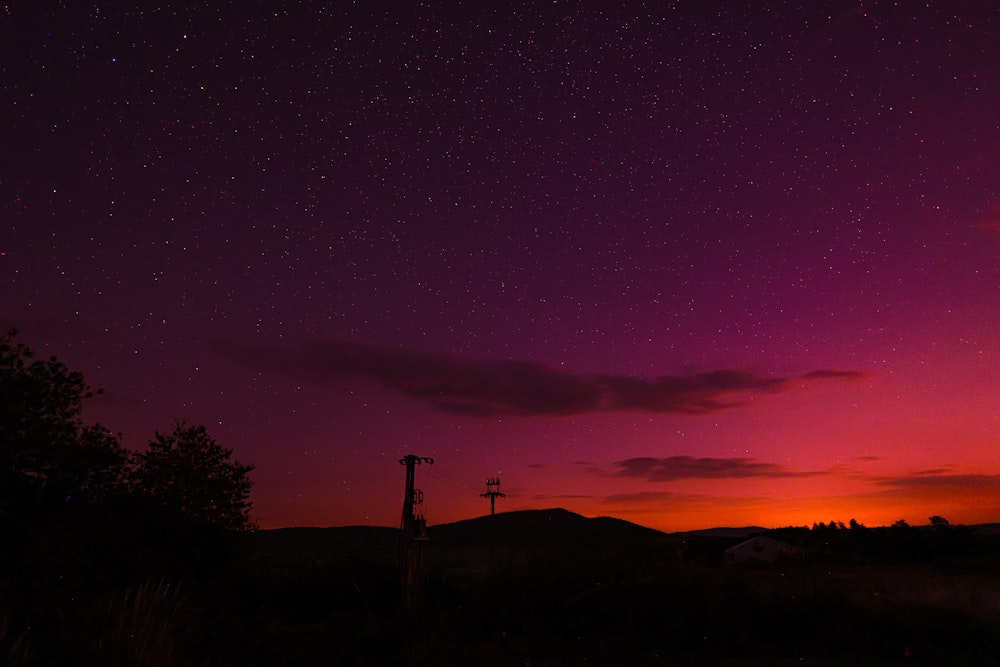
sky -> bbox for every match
[3,1,999,532]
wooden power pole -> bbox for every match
[481,476,505,568]
[399,454,433,611]
[481,476,505,515]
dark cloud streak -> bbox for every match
[614,456,824,481]
[223,339,866,418]
[604,490,698,504]
[872,473,999,489]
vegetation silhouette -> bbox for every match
[0,329,127,522]
[132,421,255,531]
[0,329,255,664]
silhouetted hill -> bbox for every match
[676,526,768,538]
[428,508,673,549]
[243,509,686,570]
[972,522,1000,535]
[417,508,689,574]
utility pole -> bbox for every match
[399,454,433,611]
[481,476,506,569]
[481,476,505,516]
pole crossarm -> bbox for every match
[481,476,506,515]
[400,456,434,465]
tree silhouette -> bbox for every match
[132,422,255,531]
[1,329,257,533]
[0,329,127,518]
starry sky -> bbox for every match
[3,1,1000,532]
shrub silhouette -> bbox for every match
[0,329,128,521]
[131,421,255,532]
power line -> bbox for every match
[424,464,481,494]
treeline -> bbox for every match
[0,329,256,664]
[1,329,254,533]
[765,515,992,565]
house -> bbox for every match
[725,535,803,564]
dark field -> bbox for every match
[5,509,1000,666]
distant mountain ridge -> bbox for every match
[428,508,674,549]
[247,510,1000,567]
[247,509,684,567]
[677,526,768,538]
[428,508,768,541]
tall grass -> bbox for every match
[0,615,31,666]
[99,578,184,666]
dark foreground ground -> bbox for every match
[4,509,1000,666]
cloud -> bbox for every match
[906,467,954,477]
[613,456,824,481]
[595,370,787,414]
[851,471,1000,505]
[871,472,1000,490]
[531,493,595,501]
[223,339,866,418]
[604,490,700,504]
